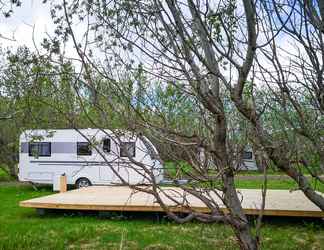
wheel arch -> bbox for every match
[74,176,92,186]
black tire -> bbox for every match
[75,178,92,189]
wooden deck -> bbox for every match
[20,186,324,217]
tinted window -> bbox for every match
[77,142,92,156]
[29,142,51,157]
[243,151,253,160]
[103,138,111,153]
[120,142,135,157]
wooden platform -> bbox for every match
[20,186,324,217]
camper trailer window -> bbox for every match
[28,142,51,157]
[77,142,92,156]
[120,142,135,157]
[243,151,253,160]
[103,138,111,153]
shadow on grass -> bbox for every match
[33,209,177,222]
[33,208,324,228]
[247,215,324,231]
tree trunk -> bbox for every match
[8,163,17,179]
[251,144,266,172]
[213,111,258,250]
[231,96,324,211]
[223,172,258,250]
[272,156,324,211]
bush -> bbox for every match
[0,166,11,181]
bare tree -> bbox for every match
[37,0,271,249]
[229,0,324,210]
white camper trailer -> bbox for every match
[18,129,164,190]
[198,146,258,171]
[240,149,258,170]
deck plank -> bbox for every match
[20,186,324,217]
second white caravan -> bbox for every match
[18,129,164,189]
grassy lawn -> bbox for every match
[0,184,323,250]
[236,169,285,176]
[235,178,324,193]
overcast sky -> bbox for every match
[0,0,303,87]
[0,1,55,50]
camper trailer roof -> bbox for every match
[19,129,136,142]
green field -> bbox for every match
[0,182,323,250]
[235,178,324,193]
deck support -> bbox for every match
[60,175,67,193]
[36,208,47,216]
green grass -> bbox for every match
[236,169,284,175]
[0,184,323,250]
[0,167,11,181]
[235,178,324,193]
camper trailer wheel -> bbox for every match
[76,178,92,189]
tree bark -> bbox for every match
[8,164,17,179]
[251,144,266,172]
[223,172,258,250]
[270,152,324,210]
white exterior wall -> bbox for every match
[241,159,258,170]
[239,147,258,170]
[18,129,164,187]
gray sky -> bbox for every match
[0,0,304,87]
[0,1,54,50]
[0,0,86,62]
